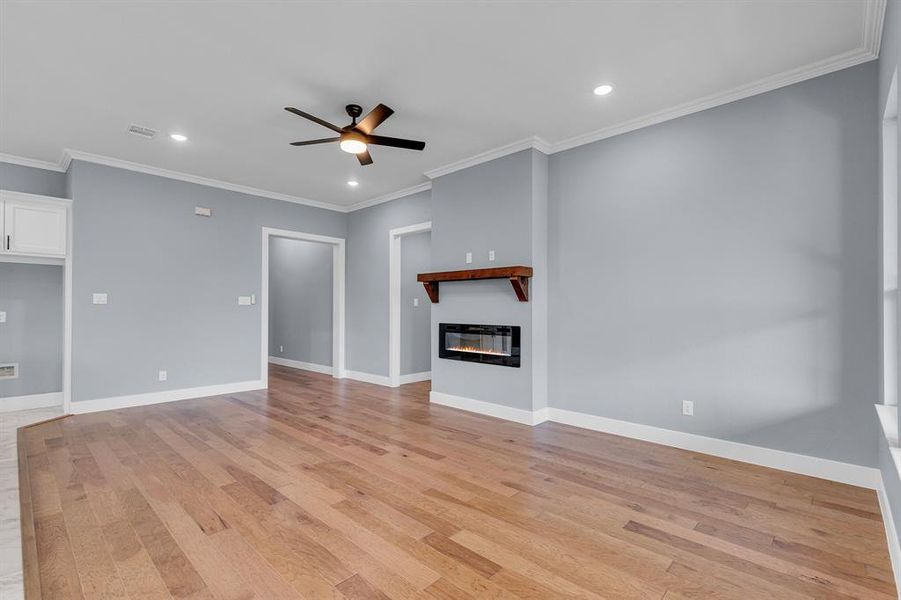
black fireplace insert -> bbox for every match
[438,323,521,367]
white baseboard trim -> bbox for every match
[70,379,266,415]
[345,370,392,387]
[547,408,879,489]
[269,356,333,375]
[0,391,63,413]
[429,391,547,426]
[425,392,879,489]
[399,371,432,385]
[877,476,901,591]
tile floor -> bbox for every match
[0,407,63,600]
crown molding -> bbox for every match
[865,0,887,58]
[0,152,66,172]
[422,0,886,170]
[347,181,432,212]
[550,46,880,154]
[60,149,348,212]
[1,1,886,214]
[424,136,550,180]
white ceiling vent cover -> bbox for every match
[127,124,157,139]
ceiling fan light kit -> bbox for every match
[339,131,368,154]
[285,103,425,166]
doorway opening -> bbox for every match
[389,222,432,387]
[260,227,346,382]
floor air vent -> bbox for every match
[0,363,18,380]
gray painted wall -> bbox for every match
[0,263,63,397]
[401,231,431,375]
[0,162,66,198]
[268,237,333,367]
[548,63,879,467]
[346,191,431,376]
[67,160,345,401]
[430,150,540,410]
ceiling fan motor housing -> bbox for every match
[345,104,363,121]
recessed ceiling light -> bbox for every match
[347,180,359,187]
[170,133,188,142]
[593,84,614,96]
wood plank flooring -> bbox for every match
[18,365,897,599]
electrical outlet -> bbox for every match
[0,311,6,323]
[92,293,108,305]
[682,400,694,416]
[488,250,495,261]
[279,345,284,353]
[158,370,168,382]
[413,298,419,307]
[465,252,473,264]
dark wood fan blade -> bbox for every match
[284,107,343,133]
[290,137,340,146]
[366,135,426,151]
[356,104,394,134]
[357,149,373,166]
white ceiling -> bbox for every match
[0,1,883,209]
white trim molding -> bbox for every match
[345,370,393,387]
[430,391,548,426]
[877,478,901,589]
[547,408,879,489]
[388,221,432,388]
[268,356,333,375]
[61,149,344,212]
[427,393,880,489]
[261,227,347,384]
[0,152,66,172]
[347,182,432,212]
[0,1,886,214]
[399,371,432,385]
[549,50,882,155]
[424,137,549,180]
[0,392,63,413]
[70,379,265,414]
[876,403,901,587]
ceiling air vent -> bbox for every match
[127,123,157,139]
[0,363,18,380]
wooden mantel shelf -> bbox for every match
[417,266,533,303]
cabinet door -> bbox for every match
[3,199,67,257]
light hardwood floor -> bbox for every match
[1,406,64,600]
[18,365,897,599]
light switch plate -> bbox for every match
[92,293,108,305]
[158,370,168,382]
[413,298,419,307]
[0,311,6,323]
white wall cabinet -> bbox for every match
[0,192,68,258]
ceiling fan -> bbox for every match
[284,103,425,166]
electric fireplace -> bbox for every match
[439,323,521,367]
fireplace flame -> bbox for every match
[447,345,511,357]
